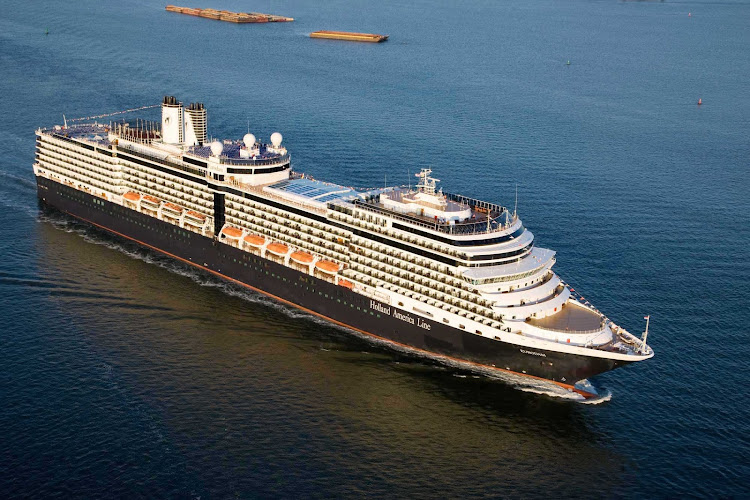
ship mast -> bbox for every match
[641,315,650,353]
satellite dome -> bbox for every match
[210,141,223,156]
[243,133,256,148]
[270,132,283,147]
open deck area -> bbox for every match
[527,302,603,333]
[43,124,112,149]
[348,196,513,236]
[187,143,288,165]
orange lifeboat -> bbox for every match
[221,226,243,239]
[266,242,289,255]
[290,251,314,264]
[123,191,141,202]
[185,210,207,221]
[315,260,340,274]
[243,234,266,247]
[163,202,183,213]
[338,279,354,289]
[142,194,160,205]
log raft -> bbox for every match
[165,5,294,23]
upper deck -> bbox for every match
[329,168,517,238]
[185,142,289,166]
[331,193,515,237]
[40,123,112,147]
[264,177,388,208]
[40,122,289,167]
[39,125,516,239]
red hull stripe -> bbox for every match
[66,210,596,399]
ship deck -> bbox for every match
[527,302,603,332]
[265,177,386,206]
[188,143,284,162]
[383,189,469,214]
[350,197,511,235]
[45,124,111,146]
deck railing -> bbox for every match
[331,198,516,236]
[220,153,290,166]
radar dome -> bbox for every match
[270,132,283,147]
[243,133,256,148]
[210,141,223,156]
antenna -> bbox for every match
[514,184,518,217]
[407,168,411,191]
[641,315,650,354]
[384,174,387,189]
[63,114,67,129]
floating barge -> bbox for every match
[165,5,293,23]
[310,31,388,43]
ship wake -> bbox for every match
[40,209,338,327]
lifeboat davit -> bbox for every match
[290,251,314,264]
[123,191,141,202]
[315,260,340,274]
[266,242,289,255]
[221,226,243,239]
[243,234,266,247]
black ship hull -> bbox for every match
[36,176,631,397]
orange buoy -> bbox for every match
[698,98,702,105]
[688,12,691,17]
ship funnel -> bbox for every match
[161,95,184,144]
[184,102,207,146]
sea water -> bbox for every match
[0,0,748,497]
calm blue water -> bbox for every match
[1,0,749,497]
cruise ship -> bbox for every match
[33,96,654,398]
